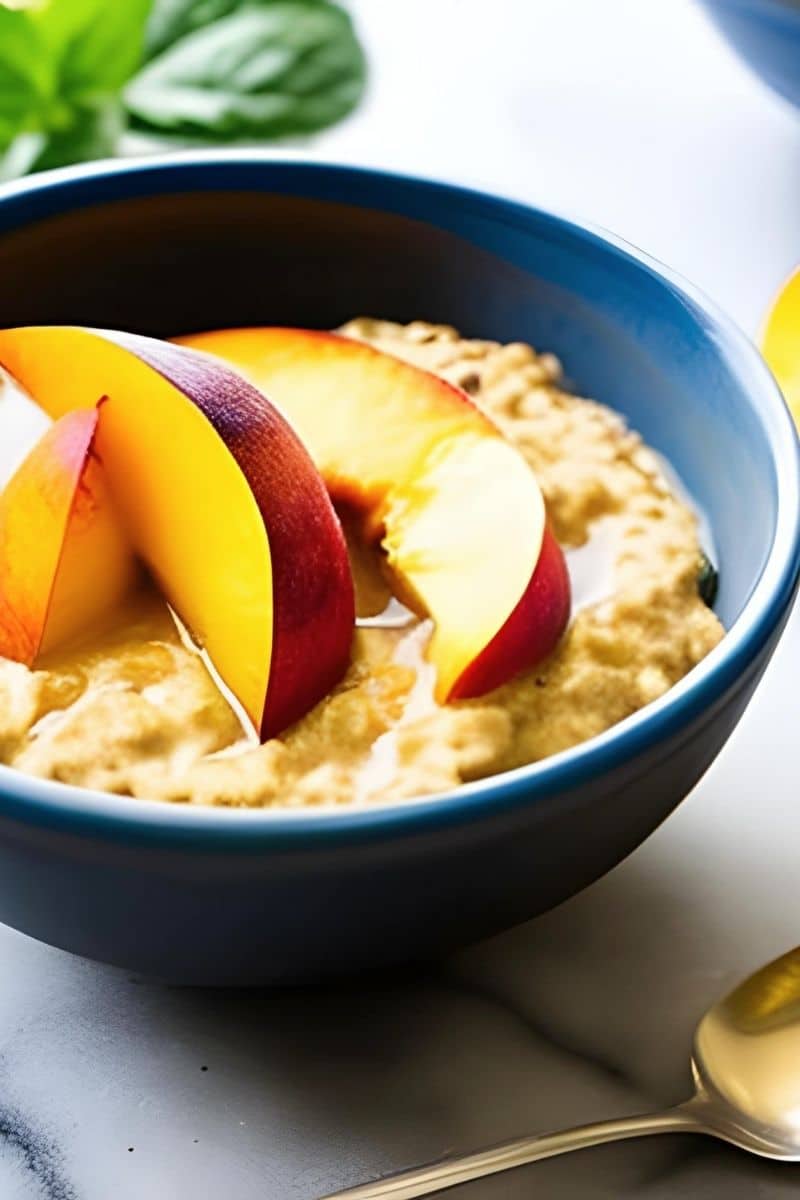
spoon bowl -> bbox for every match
[324,946,800,1197]
[692,946,800,1159]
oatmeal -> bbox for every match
[0,321,724,805]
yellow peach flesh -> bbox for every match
[384,434,545,698]
[176,328,563,700]
[0,327,272,726]
[40,433,139,656]
[0,409,136,663]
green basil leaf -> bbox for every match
[29,97,124,173]
[0,97,122,182]
[0,131,47,183]
[125,2,366,140]
[0,0,149,179]
[145,0,240,61]
[0,7,50,148]
[32,0,151,99]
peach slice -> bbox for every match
[176,328,571,700]
[0,409,137,665]
[0,328,354,736]
[762,265,800,429]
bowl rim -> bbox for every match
[0,151,798,849]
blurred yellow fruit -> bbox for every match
[762,267,800,429]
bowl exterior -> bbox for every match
[0,622,785,985]
[0,156,796,983]
[700,0,800,109]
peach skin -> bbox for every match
[176,328,571,700]
[0,409,137,665]
[0,328,355,737]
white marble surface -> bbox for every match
[1,1,800,1196]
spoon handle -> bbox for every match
[322,1105,701,1199]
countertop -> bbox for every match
[2,2,800,1196]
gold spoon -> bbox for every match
[322,946,800,1198]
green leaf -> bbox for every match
[0,97,122,181]
[30,97,124,172]
[0,0,150,179]
[144,0,240,60]
[32,0,152,99]
[125,1,366,140]
[0,131,47,183]
[0,6,50,148]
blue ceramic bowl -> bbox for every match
[0,155,797,984]
[699,0,800,109]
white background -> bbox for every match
[328,0,800,334]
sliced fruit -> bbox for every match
[176,328,571,700]
[0,409,137,665]
[0,327,355,737]
[762,266,800,428]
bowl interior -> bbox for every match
[0,164,783,631]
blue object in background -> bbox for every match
[0,155,796,984]
[700,0,800,110]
